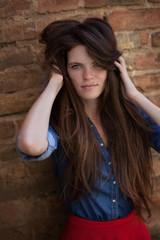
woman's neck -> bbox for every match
[83,100,100,123]
[84,100,108,146]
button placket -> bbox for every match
[112,177,118,219]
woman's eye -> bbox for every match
[94,63,101,68]
[71,64,81,69]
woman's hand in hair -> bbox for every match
[114,56,138,102]
[49,71,64,95]
[115,57,160,126]
[16,71,63,156]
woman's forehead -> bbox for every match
[67,45,94,63]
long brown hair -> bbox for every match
[40,18,154,220]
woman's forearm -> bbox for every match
[17,73,63,156]
[132,91,160,127]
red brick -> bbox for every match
[6,197,68,239]
[0,117,15,139]
[146,200,160,236]
[152,32,160,47]
[116,32,149,50]
[14,196,57,225]
[153,158,160,178]
[0,144,20,161]
[0,21,36,43]
[0,161,25,182]
[152,178,160,200]
[0,173,57,201]
[148,0,160,2]
[36,16,58,33]
[25,157,55,176]
[0,88,42,116]
[27,40,46,66]
[0,47,33,70]
[108,9,160,31]
[139,33,149,44]
[18,197,68,238]
[148,94,160,107]
[0,66,45,94]
[0,0,32,18]
[85,0,105,7]
[133,73,160,91]
[108,0,145,5]
[0,115,24,146]
[126,52,160,71]
[36,13,103,33]
[38,0,79,13]
[0,229,27,240]
[85,0,145,7]
[0,202,17,224]
[151,148,160,159]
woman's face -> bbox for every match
[67,45,107,106]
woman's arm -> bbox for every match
[114,56,160,127]
[17,72,63,156]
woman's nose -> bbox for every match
[83,68,93,80]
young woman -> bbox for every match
[16,18,160,239]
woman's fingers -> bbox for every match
[114,57,127,73]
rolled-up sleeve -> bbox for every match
[16,126,59,161]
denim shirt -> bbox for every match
[16,113,160,221]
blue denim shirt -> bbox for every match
[16,112,160,221]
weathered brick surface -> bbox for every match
[152,176,160,199]
[85,0,105,7]
[38,0,79,13]
[36,16,58,33]
[108,9,160,31]
[126,52,160,71]
[0,165,57,201]
[85,0,145,7]
[0,228,28,240]
[117,32,149,50]
[0,117,15,139]
[147,200,160,236]
[148,0,160,2]
[0,144,21,162]
[0,202,18,225]
[0,21,36,43]
[0,47,33,71]
[0,66,44,94]
[0,0,32,18]
[133,73,160,91]
[0,89,42,116]
[152,32,160,47]
[0,160,25,183]
[0,1,160,240]
[148,94,160,107]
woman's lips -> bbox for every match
[81,84,98,89]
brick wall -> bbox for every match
[0,0,160,239]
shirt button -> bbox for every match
[100,143,104,146]
[108,161,111,165]
[113,199,116,203]
[113,181,116,184]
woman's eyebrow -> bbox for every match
[68,61,96,66]
[68,62,82,66]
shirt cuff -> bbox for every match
[15,127,59,161]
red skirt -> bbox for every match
[60,210,151,240]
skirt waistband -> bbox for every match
[61,210,151,240]
[67,210,137,229]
